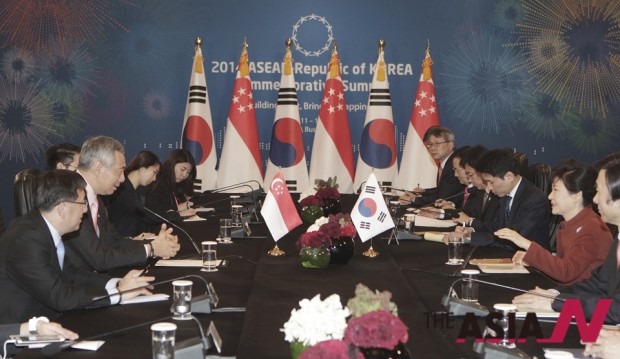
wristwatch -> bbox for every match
[28,316,49,334]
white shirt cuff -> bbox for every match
[105,278,122,305]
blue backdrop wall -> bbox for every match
[0,0,619,221]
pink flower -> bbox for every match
[300,340,363,359]
[297,231,332,249]
[344,310,408,350]
[319,221,341,239]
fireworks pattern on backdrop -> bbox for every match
[0,79,55,162]
[510,0,620,118]
[439,30,530,134]
[1,47,37,83]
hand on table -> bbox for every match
[495,228,531,250]
[512,286,556,312]
[118,269,155,302]
[151,224,180,259]
[583,328,620,358]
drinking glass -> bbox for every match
[447,236,463,265]
[201,241,218,272]
[460,269,480,302]
[151,322,176,359]
[219,218,232,243]
[171,280,192,320]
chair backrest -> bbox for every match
[14,168,41,216]
[0,207,5,238]
[527,163,552,195]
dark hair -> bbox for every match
[46,143,80,171]
[594,151,620,171]
[153,149,196,197]
[452,146,471,161]
[602,162,620,202]
[35,170,86,212]
[460,145,488,170]
[423,126,455,144]
[126,151,161,175]
[478,148,521,178]
[551,160,596,206]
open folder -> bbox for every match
[470,258,529,274]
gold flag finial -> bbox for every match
[239,38,249,77]
[284,39,293,75]
[377,39,386,82]
[422,39,433,81]
[329,43,339,78]
[194,37,203,74]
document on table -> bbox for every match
[120,293,169,304]
[422,232,447,242]
[470,258,529,274]
[410,216,456,228]
[195,207,214,213]
[184,215,207,222]
[516,310,560,319]
[155,259,221,267]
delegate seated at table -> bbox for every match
[145,149,198,222]
[0,319,78,356]
[400,126,465,207]
[0,170,154,323]
[64,136,180,272]
[512,161,620,324]
[495,160,612,285]
[465,149,551,252]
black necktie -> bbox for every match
[502,195,512,227]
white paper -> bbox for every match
[411,216,456,228]
[120,293,169,304]
[184,216,207,222]
[71,340,106,351]
[195,207,215,212]
[477,263,529,274]
[155,259,221,268]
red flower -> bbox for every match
[344,310,408,350]
[316,187,340,200]
[318,221,341,239]
[297,231,332,249]
[300,340,364,359]
[300,195,323,207]
[326,213,357,238]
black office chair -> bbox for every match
[527,163,552,195]
[0,207,6,237]
[14,168,41,216]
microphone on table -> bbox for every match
[211,182,264,223]
[440,277,564,317]
[141,206,201,254]
[356,181,367,194]
[90,274,244,314]
[415,190,466,209]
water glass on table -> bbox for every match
[151,322,176,359]
[201,240,218,272]
[446,235,463,265]
[171,280,192,320]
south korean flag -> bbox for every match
[351,173,395,242]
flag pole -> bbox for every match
[267,243,285,256]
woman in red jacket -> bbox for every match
[495,160,612,285]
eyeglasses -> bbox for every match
[465,172,477,180]
[425,141,450,149]
[64,164,78,171]
[64,199,88,207]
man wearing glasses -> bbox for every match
[0,170,154,323]
[400,126,466,207]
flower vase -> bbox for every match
[290,341,309,359]
[299,246,331,269]
[359,343,410,359]
[321,198,341,216]
[300,205,323,224]
[328,236,355,265]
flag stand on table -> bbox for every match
[363,238,380,258]
[260,170,302,256]
[351,172,396,258]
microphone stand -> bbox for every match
[141,206,201,254]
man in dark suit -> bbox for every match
[452,145,500,230]
[468,148,551,251]
[513,160,620,324]
[0,321,78,356]
[0,170,154,323]
[401,126,466,207]
[64,136,180,272]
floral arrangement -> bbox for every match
[344,310,408,350]
[281,294,350,347]
[347,283,398,317]
[283,284,409,357]
[299,176,340,206]
[297,231,333,249]
[307,213,357,239]
[299,340,363,359]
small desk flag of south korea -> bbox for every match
[351,173,395,242]
[261,171,302,241]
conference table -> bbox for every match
[15,194,585,358]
